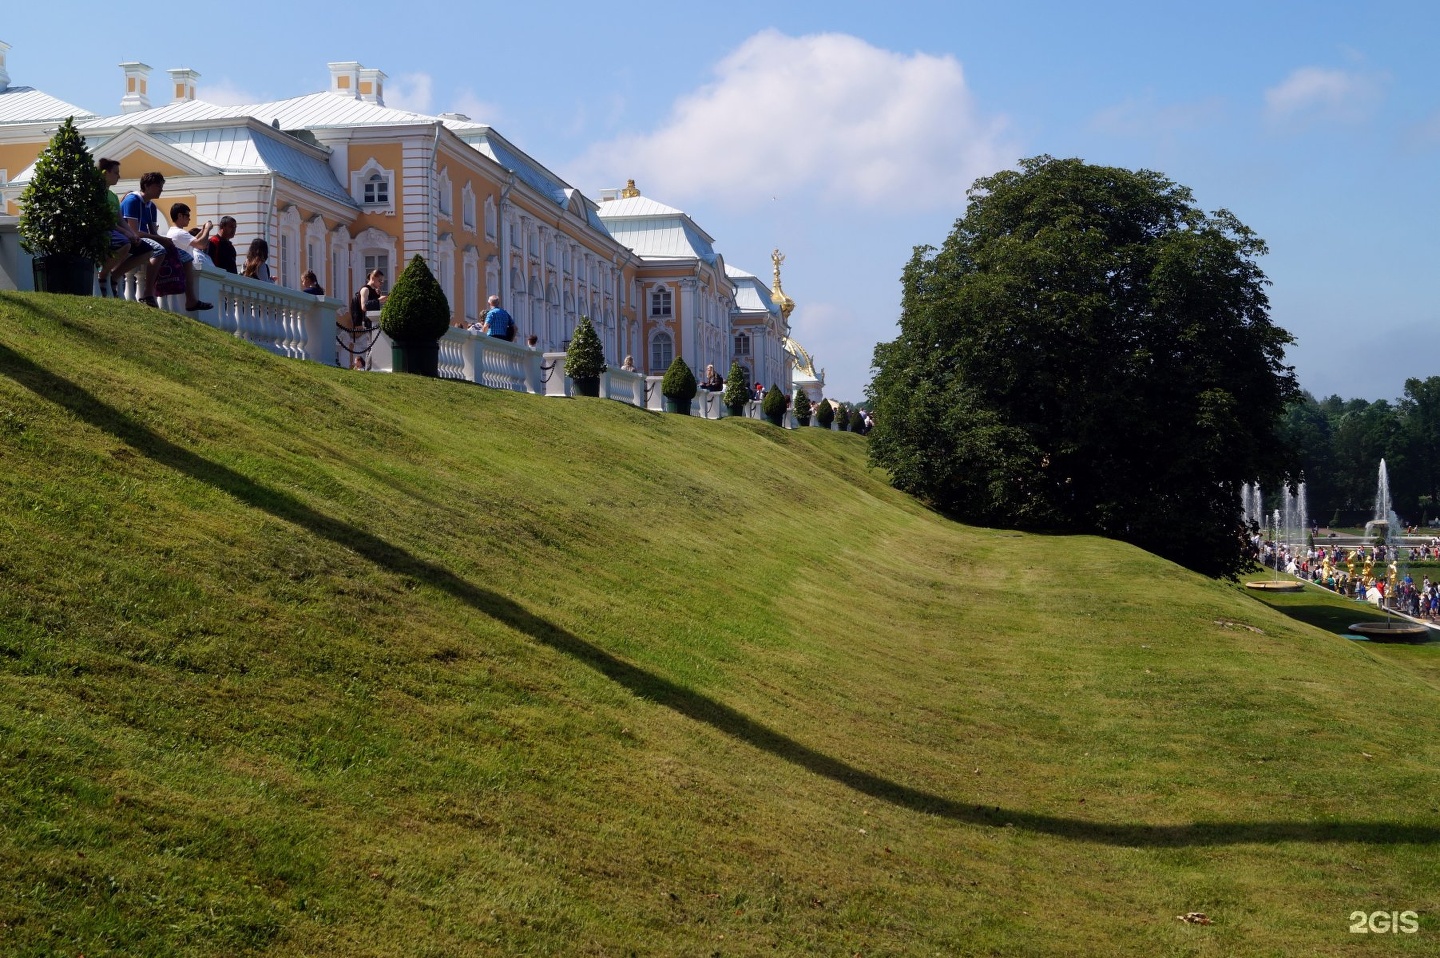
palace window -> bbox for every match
[650,330,674,372]
[650,286,672,318]
[364,172,388,206]
[462,183,476,232]
[733,331,751,357]
[436,168,453,219]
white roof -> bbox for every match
[0,86,93,124]
[595,195,685,218]
[12,118,356,209]
[726,265,780,315]
[598,195,718,264]
[159,124,357,207]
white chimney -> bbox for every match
[167,67,200,103]
[0,41,11,93]
[358,67,387,106]
[328,61,360,99]
[120,61,152,113]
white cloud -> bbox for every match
[448,91,503,125]
[386,72,433,113]
[1264,66,1382,124]
[571,30,1014,212]
[196,80,262,106]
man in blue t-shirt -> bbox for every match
[482,295,515,341]
[119,171,211,311]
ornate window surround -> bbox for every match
[351,157,395,214]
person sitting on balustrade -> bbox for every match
[700,363,724,391]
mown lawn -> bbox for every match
[1,291,1438,956]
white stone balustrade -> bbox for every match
[0,223,806,427]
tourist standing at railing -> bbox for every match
[621,354,635,371]
[343,269,387,369]
[482,295,516,342]
[300,270,325,296]
[209,217,238,273]
[242,239,275,283]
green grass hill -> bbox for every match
[2,291,1438,956]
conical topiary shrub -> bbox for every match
[18,117,113,294]
[762,384,788,426]
[835,405,850,431]
[722,361,750,416]
[816,399,835,429]
[661,356,697,415]
[380,254,451,376]
[564,315,606,397]
[793,389,812,426]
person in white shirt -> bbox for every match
[166,203,214,271]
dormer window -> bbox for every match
[352,158,396,214]
[364,173,388,205]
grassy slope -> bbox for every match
[1,291,1438,957]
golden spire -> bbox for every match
[770,248,795,321]
[620,178,640,199]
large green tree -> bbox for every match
[867,156,1300,578]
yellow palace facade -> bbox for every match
[0,40,823,395]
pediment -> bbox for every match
[89,127,219,178]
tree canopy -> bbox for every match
[867,156,1300,578]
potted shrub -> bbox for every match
[762,384,788,426]
[793,389,812,426]
[816,399,835,429]
[661,356,697,415]
[380,254,450,376]
[564,315,605,397]
[18,117,113,295]
[722,361,750,417]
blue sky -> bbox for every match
[7,1,1439,403]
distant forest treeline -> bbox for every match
[1279,377,1440,527]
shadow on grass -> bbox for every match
[4,317,1439,848]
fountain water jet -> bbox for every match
[1351,459,1429,641]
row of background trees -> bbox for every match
[1280,377,1440,528]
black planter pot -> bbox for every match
[727,403,746,418]
[391,338,441,377]
[798,415,812,427]
[765,412,785,426]
[573,375,601,397]
[663,397,693,415]
[33,253,96,296]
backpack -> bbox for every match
[350,287,371,327]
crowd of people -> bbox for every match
[1256,535,1440,617]
[97,157,287,310]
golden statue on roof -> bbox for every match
[770,247,795,321]
[620,178,640,198]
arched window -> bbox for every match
[463,248,480,321]
[277,206,302,289]
[351,157,395,213]
[462,183,476,232]
[437,167,452,219]
[437,236,455,318]
[650,330,674,373]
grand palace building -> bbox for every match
[0,40,825,400]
